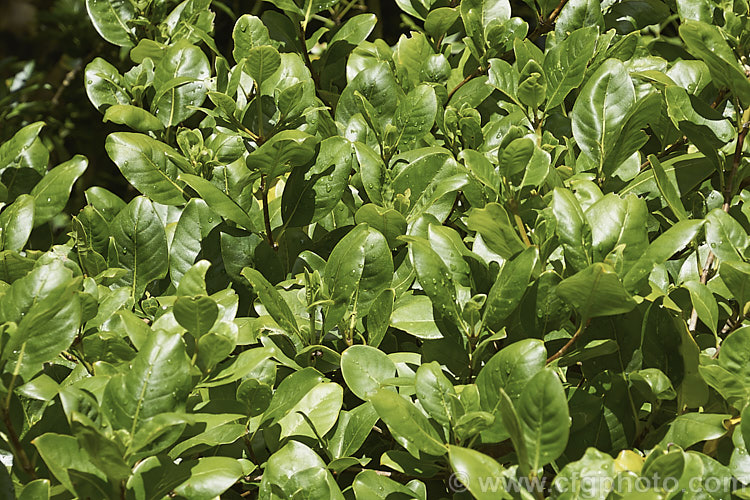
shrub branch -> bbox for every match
[689,107,750,332]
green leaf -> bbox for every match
[718,326,750,387]
[281,136,353,227]
[460,0,511,43]
[323,224,393,331]
[232,14,271,63]
[30,155,88,226]
[336,62,400,130]
[245,45,281,85]
[720,261,750,309]
[402,235,464,331]
[33,433,105,495]
[105,133,186,205]
[517,369,570,470]
[173,296,219,336]
[179,173,261,232]
[354,204,407,249]
[571,59,635,172]
[353,470,420,499]
[657,413,730,450]
[259,441,344,499]
[102,330,192,434]
[369,388,447,456]
[103,104,164,132]
[466,203,525,259]
[241,267,301,338]
[556,263,636,320]
[394,85,437,148]
[550,448,616,500]
[245,130,319,179]
[448,445,510,500]
[500,138,535,177]
[390,294,442,339]
[622,219,704,292]
[173,457,246,500]
[680,20,750,108]
[84,58,130,111]
[483,246,538,331]
[498,389,530,476]
[85,0,136,47]
[327,402,379,459]
[425,8,460,38]
[111,196,169,298]
[544,27,597,109]
[620,152,714,201]
[682,281,718,334]
[341,344,397,400]
[3,263,82,377]
[0,194,34,251]
[19,480,50,500]
[177,260,211,296]
[415,361,461,428]
[153,42,210,127]
[170,199,220,286]
[649,154,688,222]
[518,60,547,109]
[705,208,748,264]
[584,193,648,268]
[277,382,343,439]
[664,85,734,156]
[550,187,591,272]
[365,287,394,348]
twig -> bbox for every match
[508,199,532,247]
[51,45,101,107]
[639,90,726,171]
[446,0,570,102]
[688,252,715,331]
[722,113,750,211]
[260,174,277,250]
[689,109,749,332]
[546,319,590,364]
[1,345,37,479]
[528,0,569,39]
[297,22,328,107]
[639,137,687,170]
[1,408,36,479]
[446,67,482,102]
[546,0,569,24]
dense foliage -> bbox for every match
[2,0,750,498]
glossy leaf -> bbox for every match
[105,133,186,205]
[111,196,169,298]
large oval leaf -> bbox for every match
[111,196,169,298]
[571,59,635,170]
[85,0,136,47]
[105,133,186,206]
[102,330,192,433]
[153,43,210,127]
